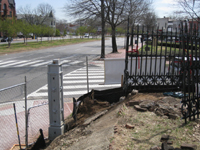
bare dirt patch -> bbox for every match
[45,92,200,150]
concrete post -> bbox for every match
[48,59,64,141]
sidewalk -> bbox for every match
[104,43,142,59]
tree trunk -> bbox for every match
[100,0,105,58]
[8,41,11,48]
[111,27,118,53]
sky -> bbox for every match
[15,0,177,22]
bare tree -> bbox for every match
[65,0,153,53]
[64,0,106,57]
[17,3,55,25]
[17,5,35,25]
[141,10,157,29]
[56,20,68,33]
[34,3,55,25]
[175,0,200,21]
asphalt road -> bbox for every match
[0,37,125,103]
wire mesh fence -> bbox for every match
[0,82,26,150]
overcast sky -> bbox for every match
[16,0,177,22]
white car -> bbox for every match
[84,33,89,38]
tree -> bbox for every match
[48,27,55,42]
[17,3,55,25]
[65,0,106,57]
[116,27,126,35]
[175,0,200,21]
[16,20,33,45]
[104,0,128,53]
[77,26,87,38]
[141,10,157,30]
[125,0,153,45]
[56,20,67,33]
[32,24,40,42]
[1,18,17,47]
[56,29,60,36]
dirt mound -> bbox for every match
[45,92,200,150]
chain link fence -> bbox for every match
[0,82,26,150]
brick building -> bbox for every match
[0,0,16,18]
[0,0,16,37]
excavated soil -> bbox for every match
[44,92,200,150]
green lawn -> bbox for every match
[0,38,100,55]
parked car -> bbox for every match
[168,56,200,76]
[143,37,152,41]
[1,37,13,42]
[84,33,89,38]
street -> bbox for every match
[0,37,125,103]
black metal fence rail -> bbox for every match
[123,19,200,123]
[180,22,200,123]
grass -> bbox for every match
[0,38,100,55]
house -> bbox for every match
[0,0,16,37]
[157,17,182,34]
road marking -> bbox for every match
[63,76,104,79]
[15,60,44,67]
[37,84,121,90]
[0,60,15,65]
[65,73,104,76]
[0,60,30,67]
[69,61,82,65]
[31,61,52,67]
[63,80,104,84]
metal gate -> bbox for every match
[123,19,200,123]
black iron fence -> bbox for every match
[123,20,200,123]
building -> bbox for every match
[0,0,16,37]
[0,0,16,18]
[157,17,182,34]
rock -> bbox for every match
[162,116,169,119]
[134,105,148,112]
[155,108,164,116]
[161,142,169,150]
[162,97,179,105]
[131,89,138,95]
[119,96,126,102]
[168,113,179,120]
[127,100,142,106]
[125,123,135,129]
[174,103,182,109]
[161,135,170,141]
[139,100,156,111]
[168,145,175,150]
[167,141,173,145]
[181,143,197,150]
[150,145,160,150]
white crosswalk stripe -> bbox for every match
[0,59,83,68]
[0,60,30,67]
[0,60,15,65]
[15,60,44,67]
[27,63,121,100]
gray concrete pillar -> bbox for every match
[48,59,64,141]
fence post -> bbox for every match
[86,56,89,93]
[48,59,64,141]
[24,76,28,148]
